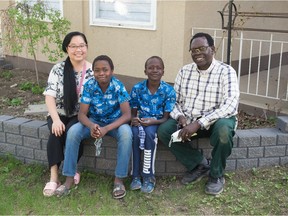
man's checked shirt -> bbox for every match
[170,58,240,129]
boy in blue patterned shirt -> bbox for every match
[130,56,176,193]
[58,55,132,199]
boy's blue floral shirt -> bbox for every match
[130,80,176,119]
[81,76,130,123]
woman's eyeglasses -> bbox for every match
[68,44,87,51]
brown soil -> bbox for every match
[0,68,277,129]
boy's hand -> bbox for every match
[131,117,140,126]
[90,123,100,138]
[139,118,155,126]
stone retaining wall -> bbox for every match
[0,115,288,176]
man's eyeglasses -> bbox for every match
[189,46,210,54]
[68,44,87,51]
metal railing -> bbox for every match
[192,28,288,104]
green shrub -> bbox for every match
[0,70,13,80]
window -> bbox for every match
[16,0,63,16]
[90,0,157,30]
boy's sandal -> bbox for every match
[74,172,80,185]
[55,185,71,197]
[43,181,61,197]
[112,183,126,199]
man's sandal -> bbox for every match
[43,181,61,197]
[112,183,126,199]
[55,185,71,197]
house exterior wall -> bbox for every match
[1,1,288,83]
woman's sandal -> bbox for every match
[43,181,61,197]
[74,172,80,185]
[55,185,71,197]
[112,183,126,199]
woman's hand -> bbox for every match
[51,119,65,137]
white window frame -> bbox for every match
[16,0,64,17]
[89,0,157,30]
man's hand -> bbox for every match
[178,116,187,128]
[178,121,200,142]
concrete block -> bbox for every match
[102,136,117,147]
[83,144,96,157]
[249,128,278,146]
[0,132,5,142]
[25,158,45,165]
[165,160,186,173]
[105,147,117,160]
[230,147,247,159]
[41,139,48,150]
[0,142,16,155]
[155,160,166,174]
[34,149,47,161]
[232,135,239,147]
[248,147,264,158]
[96,158,116,171]
[23,137,41,149]
[226,159,236,171]
[237,158,258,169]
[6,133,22,145]
[276,116,288,133]
[0,115,14,122]
[277,133,288,145]
[156,150,177,161]
[0,116,14,132]
[259,157,279,167]
[264,146,286,157]
[4,118,31,134]
[17,146,34,159]
[21,120,47,138]
[39,125,50,139]
[78,156,96,168]
[236,130,261,147]
[280,156,288,165]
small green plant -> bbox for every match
[0,70,13,80]
[19,81,45,95]
[5,97,23,106]
[31,85,45,95]
[19,81,34,91]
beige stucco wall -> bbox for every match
[1,0,288,83]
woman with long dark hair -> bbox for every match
[42,31,93,197]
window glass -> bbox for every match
[90,0,156,30]
[16,0,63,16]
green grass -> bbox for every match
[0,154,287,215]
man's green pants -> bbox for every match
[157,117,236,178]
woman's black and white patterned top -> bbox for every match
[43,61,93,117]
